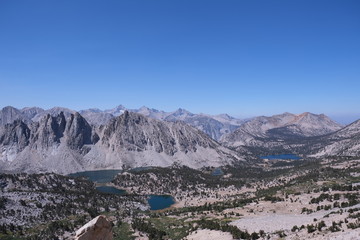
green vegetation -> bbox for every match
[113,222,135,240]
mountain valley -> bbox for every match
[0,105,359,240]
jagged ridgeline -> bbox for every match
[1,105,360,175]
[0,105,246,141]
[0,110,246,174]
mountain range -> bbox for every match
[0,110,245,174]
[0,105,359,174]
[0,105,244,141]
[221,112,343,151]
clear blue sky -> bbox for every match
[0,0,359,123]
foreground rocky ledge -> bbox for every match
[75,215,113,240]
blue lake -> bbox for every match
[68,169,122,183]
[260,154,301,160]
[148,195,175,210]
[211,168,224,176]
[95,186,175,210]
[69,170,175,210]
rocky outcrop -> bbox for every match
[30,113,67,149]
[79,109,115,126]
[64,112,98,149]
[74,215,113,240]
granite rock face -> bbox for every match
[100,111,218,155]
[75,215,113,240]
[0,120,30,151]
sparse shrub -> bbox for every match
[307,224,316,233]
[291,225,298,232]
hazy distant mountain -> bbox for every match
[79,108,115,126]
[0,111,245,174]
[31,107,75,122]
[104,105,126,116]
[164,110,244,140]
[221,112,343,150]
[0,106,46,126]
[20,107,45,120]
[132,106,169,119]
[0,106,29,126]
[310,119,360,157]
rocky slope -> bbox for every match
[0,112,99,174]
[0,111,245,174]
[162,108,244,140]
[221,112,342,149]
[84,111,244,171]
[107,106,245,140]
[310,119,360,157]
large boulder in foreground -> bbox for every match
[75,215,113,240]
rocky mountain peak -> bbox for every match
[64,112,98,149]
[105,105,126,116]
[31,113,67,149]
[0,106,25,126]
[173,108,192,116]
[0,120,30,151]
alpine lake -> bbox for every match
[69,169,175,210]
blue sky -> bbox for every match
[0,0,359,123]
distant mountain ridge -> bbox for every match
[309,119,360,157]
[0,105,246,140]
[220,112,343,154]
[0,111,245,174]
[1,105,358,162]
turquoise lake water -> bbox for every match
[148,195,175,210]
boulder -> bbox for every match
[75,215,113,240]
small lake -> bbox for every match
[211,168,224,176]
[260,154,301,160]
[69,170,175,210]
[68,169,122,183]
[148,195,175,210]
